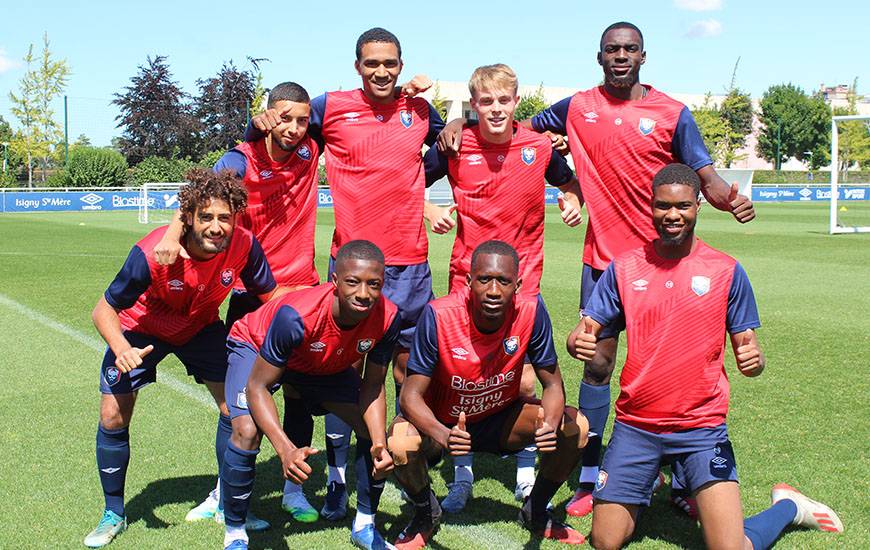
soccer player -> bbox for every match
[422,63,583,512]
[84,169,278,548]
[246,27,445,520]
[567,163,843,549]
[223,240,399,550]
[388,241,589,548]
[157,81,323,524]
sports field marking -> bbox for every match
[0,292,217,410]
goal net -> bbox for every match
[830,115,870,234]
[138,182,186,224]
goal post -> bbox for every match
[830,115,870,234]
[138,182,186,224]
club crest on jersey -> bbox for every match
[521,147,536,165]
[105,366,121,387]
[638,118,656,135]
[596,470,608,491]
[691,276,710,296]
[503,336,520,356]
[220,268,234,287]
[400,110,413,128]
[357,339,374,354]
[296,144,311,161]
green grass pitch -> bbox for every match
[0,203,867,549]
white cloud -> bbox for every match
[0,48,21,74]
[685,19,723,38]
[674,0,723,11]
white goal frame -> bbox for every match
[138,182,186,224]
[830,115,870,234]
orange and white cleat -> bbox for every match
[771,483,844,533]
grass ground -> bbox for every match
[0,203,867,549]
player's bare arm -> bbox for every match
[360,358,394,478]
[566,315,602,361]
[92,296,153,373]
[534,363,567,452]
[697,165,756,223]
[557,178,584,227]
[397,74,433,98]
[423,201,457,234]
[731,329,765,377]
[153,211,189,265]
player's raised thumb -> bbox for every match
[457,411,466,431]
[139,344,155,357]
[729,182,739,202]
[448,204,457,215]
[557,194,566,211]
[581,316,595,335]
[536,407,545,430]
[178,246,191,260]
[741,331,752,347]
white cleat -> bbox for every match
[771,483,844,533]
[186,489,219,521]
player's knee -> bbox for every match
[232,417,261,450]
[387,418,422,466]
[99,394,133,430]
[559,406,589,450]
[590,531,626,550]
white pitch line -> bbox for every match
[0,292,217,410]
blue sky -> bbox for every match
[0,0,866,146]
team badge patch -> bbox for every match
[105,366,121,387]
[691,276,710,296]
[521,147,536,165]
[357,339,374,354]
[503,336,520,356]
[220,268,234,287]
[638,118,656,135]
[400,110,413,128]
[596,470,608,491]
[296,144,311,161]
[236,390,248,410]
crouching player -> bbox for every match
[388,241,589,548]
[222,241,398,550]
[568,164,843,549]
[85,169,278,548]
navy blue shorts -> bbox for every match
[580,264,625,339]
[100,322,228,394]
[329,257,434,350]
[225,289,263,330]
[440,400,526,455]
[594,421,738,506]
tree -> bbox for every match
[757,83,830,169]
[73,134,91,147]
[430,81,449,122]
[692,94,730,165]
[113,55,202,164]
[247,57,269,116]
[719,88,753,165]
[833,78,870,181]
[196,61,255,153]
[514,84,549,121]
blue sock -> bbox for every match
[578,382,610,489]
[220,441,258,528]
[743,499,797,550]
[215,414,232,476]
[96,424,130,517]
[354,438,384,515]
[325,413,352,476]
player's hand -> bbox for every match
[558,193,583,227]
[534,407,558,453]
[544,131,569,156]
[251,108,283,133]
[153,236,189,265]
[448,412,472,456]
[114,344,154,373]
[566,317,597,361]
[398,74,433,98]
[424,203,457,234]
[370,443,394,480]
[728,182,755,223]
[280,446,319,484]
[437,118,465,156]
[735,332,764,377]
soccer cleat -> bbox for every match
[350,523,397,550]
[652,470,665,493]
[440,480,472,514]
[565,489,593,517]
[514,481,534,502]
[771,483,844,533]
[224,540,248,550]
[519,498,585,545]
[282,491,318,523]
[394,499,442,550]
[321,481,348,520]
[671,493,699,520]
[214,509,270,532]
[83,510,127,548]
[185,489,219,521]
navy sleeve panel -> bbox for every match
[528,295,559,368]
[672,107,713,171]
[544,150,574,186]
[726,262,761,333]
[213,150,247,178]
[260,305,305,367]
[104,246,152,310]
[425,102,446,147]
[306,93,326,150]
[582,263,624,326]
[367,313,402,365]
[530,96,571,134]
[239,237,277,295]
[406,304,438,377]
[243,119,264,143]
[423,145,449,187]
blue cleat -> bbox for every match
[83,510,127,548]
[214,509,270,532]
[441,481,472,514]
[224,539,248,550]
[320,481,348,520]
[351,523,396,550]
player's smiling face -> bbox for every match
[598,27,645,90]
[467,253,521,331]
[471,87,519,141]
[269,100,310,152]
[185,198,235,259]
[355,41,403,104]
[652,183,699,247]
[331,258,385,325]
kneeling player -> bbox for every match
[222,241,398,550]
[388,241,589,548]
[85,170,278,548]
[568,164,843,549]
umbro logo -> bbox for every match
[80,193,104,206]
[233,492,252,500]
[101,467,121,474]
[467,154,483,166]
[343,112,361,123]
[583,111,598,123]
[259,170,273,179]
[168,279,184,291]
[631,279,648,291]
[309,341,326,352]
[451,347,469,360]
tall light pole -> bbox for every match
[1,142,8,175]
